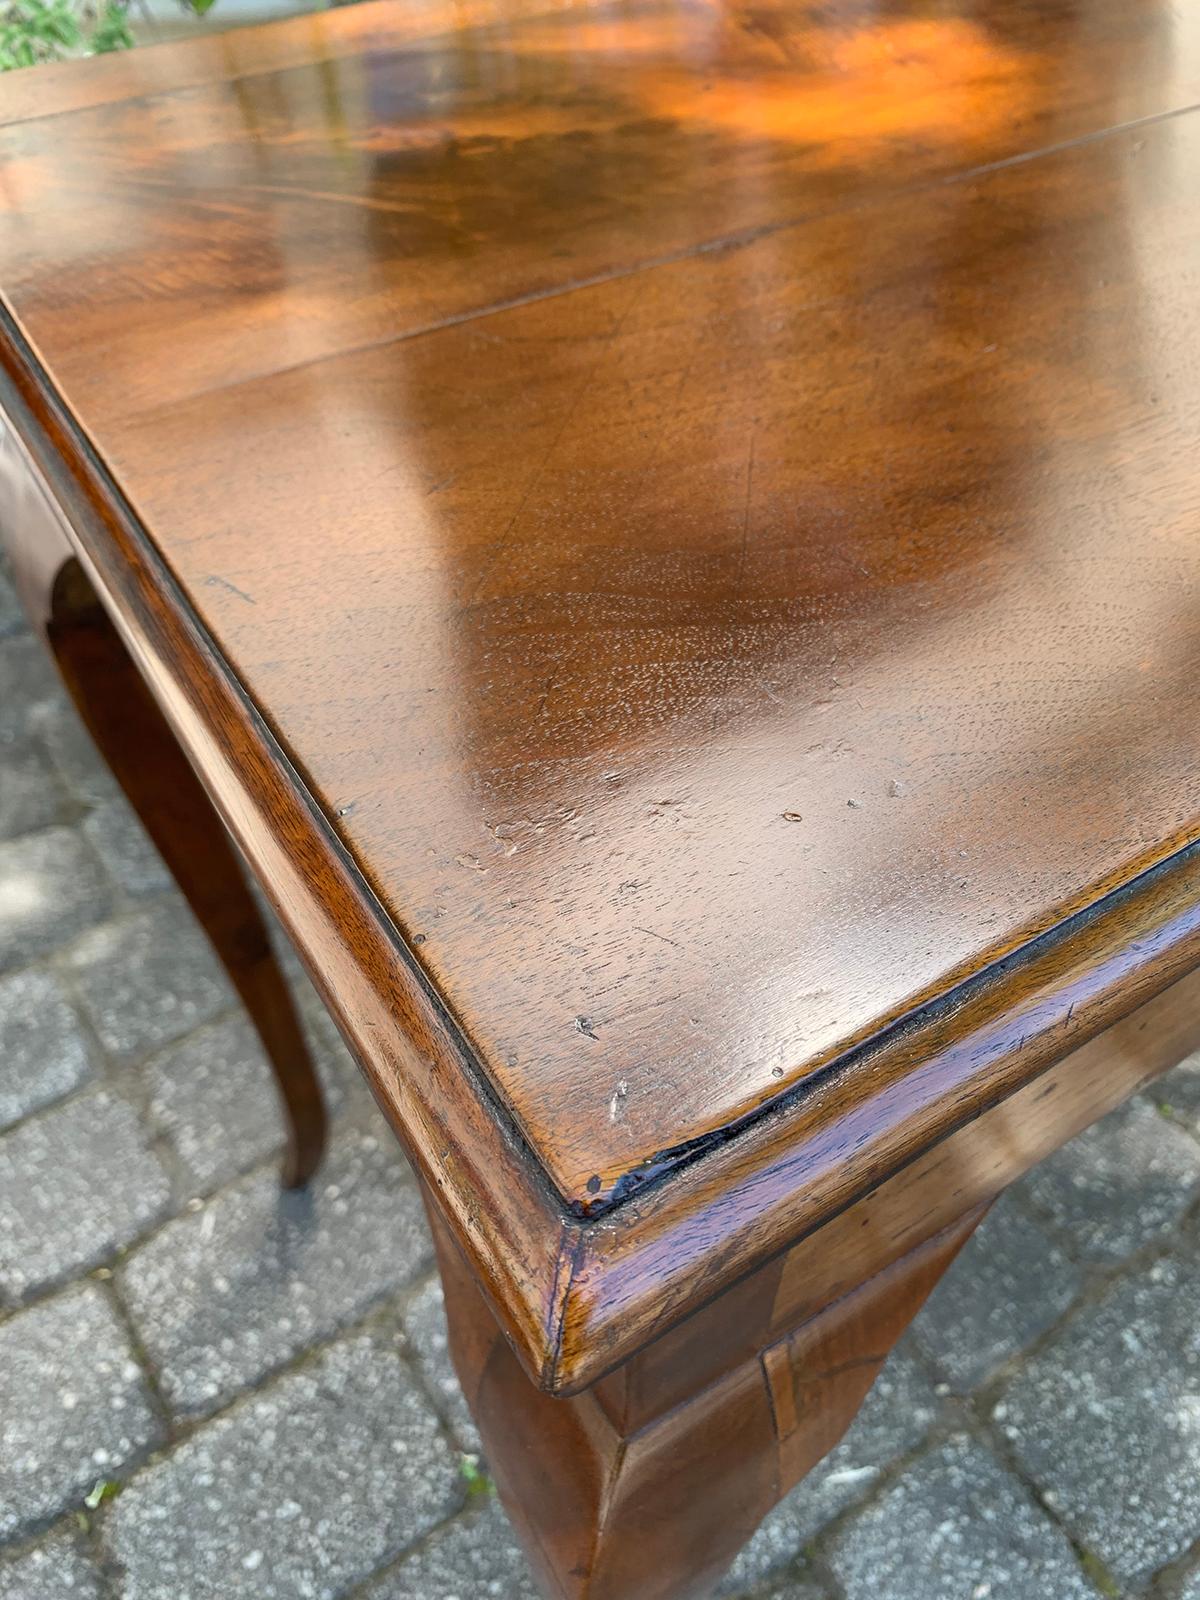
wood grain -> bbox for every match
[0,346,571,1379]
[9,0,1200,1208]
[585,960,1200,1410]
[425,962,1200,1593]
[5,0,1200,412]
[430,1192,983,1599]
[4,0,1200,1394]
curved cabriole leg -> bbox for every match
[43,556,327,1186]
[425,1195,985,1600]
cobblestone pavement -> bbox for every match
[5,553,1200,1600]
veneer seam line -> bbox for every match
[104,93,1200,422]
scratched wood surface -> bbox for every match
[429,1191,986,1599]
[427,950,1200,1596]
[5,0,1200,1387]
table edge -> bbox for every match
[7,302,1200,1395]
[0,305,572,1382]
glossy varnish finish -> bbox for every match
[428,960,1200,1598]
[429,1198,986,1600]
[4,0,1200,1391]
[7,0,1200,413]
[425,956,1200,1597]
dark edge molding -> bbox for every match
[6,299,1200,1396]
[0,303,572,1380]
[0,310,558,1212]
[551,837,1200,1388]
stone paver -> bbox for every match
[1151,1053,1200,1137]
[754,1584,831,1600]
[0,1285,163,1542]
[119,1130,432,1416]
[910,1192,1083,1391]
[0,1529,105,1599]
[0,635,62,741]
[0,736,70,839]
[0,965,94,1132]
[62,901,230,1062]
[142,1011,343,1192]
[365,1496,541,1600]
[717,1338,939,1596]
[103,1333,460,1600]
[998,1250,1200,1588]
[0,562,22,641]
[401,1275,482,1452]
[81,798,172,900]
[0,1090,171,1301]
[27,692,120,805]
[0,825,113,972]
[828,1434,1097,1600]
[1022,1096,1200,1263]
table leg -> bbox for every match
[425,1195,984,1600]
[28,551,327,1186]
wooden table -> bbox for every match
[4,1,1200,1591]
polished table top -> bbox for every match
[4,0,1200,1387]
